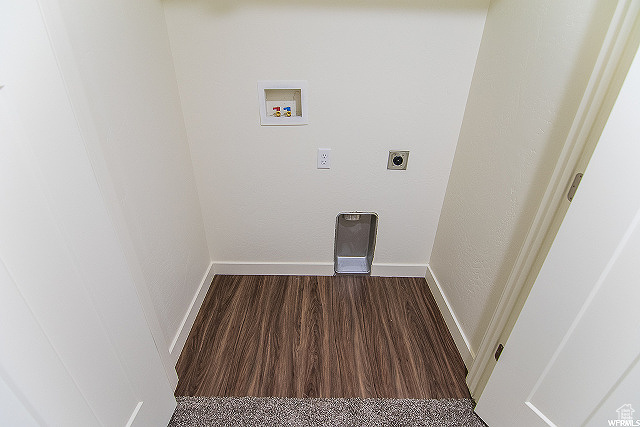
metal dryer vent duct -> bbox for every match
[334,212,378,275]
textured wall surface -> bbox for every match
[53,0,211,348]
[163,0,488,271]
[429,0,617,352]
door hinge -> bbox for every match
[495,343,504,361]
[567,173,584,202]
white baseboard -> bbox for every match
[425,264,475,369]
[169,261,215,364]
[370,263,427,277]
[213,261,427,277]
[213,261,334,276]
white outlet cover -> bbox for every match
[317,148,331,169]
[258,80,309,126]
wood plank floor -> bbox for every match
[175,275,470,399]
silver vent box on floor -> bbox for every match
[334,212,378,275]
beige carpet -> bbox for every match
[168,396,487,426]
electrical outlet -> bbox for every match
[317,148,331,169]
[266,101,296,118]
[387,151,409,170]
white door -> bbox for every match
[0,1,176,425]
[475,42,640,426]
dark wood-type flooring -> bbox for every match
[176,275,470,399]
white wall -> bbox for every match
[47,0,212,363]
[429,0,617,354]
[163,0,489,275]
